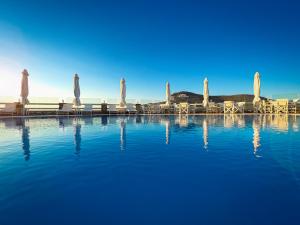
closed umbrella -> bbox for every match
[253,72,261,105]
[73,74,81,106]
[203,78,209,108]
[166,82,171,106]
[20,69,29,104]
[120,78,126,107]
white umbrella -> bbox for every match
[203,78,209,107]
[253,72,261,105]
[73,74,81,106]
[20,69,29,104]
[120,78,126,107]
[166,81,171,106]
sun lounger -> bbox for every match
[81,104,94,115]
[207,102,220,113]
[224,101,236,114]
[56,103,73,115]
[178,102,189,114]
[0,103,17,116]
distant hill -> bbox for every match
[170,91,267,104]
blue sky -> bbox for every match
[0,0,299,100]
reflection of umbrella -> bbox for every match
[203,118,208,149]
[166,82,171,106]
[74,122,81,155]
[73,74,81,106]
[203,78,209,108]
[20,69,29,104]
[120,120,126,151]
[20,119,30,161]
[253,117,261,157]
[165,120,170,145]
[120,78,126,107]
[136,116,142,124]
[22,127,30,161]
[253,72,261,105]
[101,116,108,126]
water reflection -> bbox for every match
[292,115,298,132]
[136,115,142,124]
[177,115,188,127]
[120,119,126,151]
[0,115,299,160]
[165,120,170,145]
[271,115,289,131]
[224,114,245,128]
[237,115,245,128]
[224,114,235,128]
[101,116,108,126]
[203,118,208,150]
[58,117,65,130]
[19,119,31,161]
[73,118,82,155]
[252,116,261,157]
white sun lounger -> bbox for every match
[56,103,73,115]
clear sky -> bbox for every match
[0,0,299,101]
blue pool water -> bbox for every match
[0,115,299,225]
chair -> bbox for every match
[127,104,137,114]
[224,101,238,114]
[179,102,189,114]
[81,104,94,115]
[274,99,288,114]
[56,103,73,115]
[0,103,17,116]
[207,102,220,113]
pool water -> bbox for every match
[0,115,299,225]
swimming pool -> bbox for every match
[0,115,299,225]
